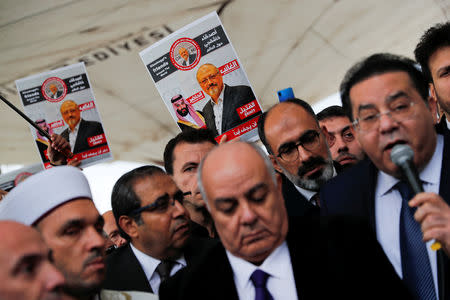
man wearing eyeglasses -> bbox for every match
[104,165,217,294]
[321,53,450,300]
[317,105,365,169]
[258,98,337,216]
[196,63,259,136]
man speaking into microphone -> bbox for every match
[320,53,450,300]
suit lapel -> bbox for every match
[120,245,153,293]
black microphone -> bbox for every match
[390,144,442,250]
[390,144,423,194]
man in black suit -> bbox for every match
[258,98,337,216]
[178,47,196,67]
[196,63,259,136]
[415,22,450,133]
[160,141,410,300]
[321,53,450,300]
[60,100,105,154]
[104,165,216,294]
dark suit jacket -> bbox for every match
[202,84,259,136]
[159,216,410,300]
[181,53,197,66]
[61,119,105,154]
[437,115,449,134]
[282,162,342,217]
[320,131,450,300]
[103,236,218,293]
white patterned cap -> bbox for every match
[0,166,92,225]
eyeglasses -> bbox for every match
[353,99,416,132]
[276,130,321,162]
[199,72,220,85]
[129,191,184,215]
[327,127,355,147]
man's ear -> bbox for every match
[269,154,284,174]
[119,215,139,239]
[428,84,439,124]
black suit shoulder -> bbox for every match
[104,244,152,293]
[160,241,238,300]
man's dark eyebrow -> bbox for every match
[244,183,268,199]
[277,129,316,152]
[181,161,198,170]
[340,125,351,133]
[12,254,41,275]
[60,219,85,233]
[437,65,450,75]
[214,197,237,206]
[357,103,376,114]
[385,91,408,104]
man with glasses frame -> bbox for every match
[104,165,217,294]
[321,53,450,300]
[317,105,366,169]
[258,98,338,216]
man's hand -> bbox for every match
[410,192,450,256]
[47,134,72,165]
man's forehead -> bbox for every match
[39,198,99,225]
[320,116,352,133]
[174,142,214,163]
[266,104,318,147]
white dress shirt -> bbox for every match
[130,243,186,295]
[68,121,81,152]
[294,166,337,206]
[226,241,298,300]
[375,134,443,298]
[211,88,225,135]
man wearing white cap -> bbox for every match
[0,166,157,300]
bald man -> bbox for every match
[103,210,127,248]
[0,221,67,300]
[60,100,105,154]
[196,63,259,136]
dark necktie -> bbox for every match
[156,260,175,283]
[311,193,320,207]
[250,269,274,300]
[397,181,436,300]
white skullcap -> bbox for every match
[0,166,92,225]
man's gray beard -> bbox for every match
[279,159,334,191]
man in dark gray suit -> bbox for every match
[196,63,259,136]
[60,100,105,154]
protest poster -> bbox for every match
[0,163,43,192]
[140,12,262,142]
[15,63,112,169]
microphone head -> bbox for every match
[390,144,414,166]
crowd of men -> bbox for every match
[1,21,450,300]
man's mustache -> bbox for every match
[336,152,357,162]
[297,156,327,178]
[82,249,104,268]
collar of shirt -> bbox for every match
[70,120,81,134]
[376,134,444,198]
[293,166,337,203]
[446,118,450,130]
[129,242,187,282]
[225,241,290,291]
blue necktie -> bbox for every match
[250,269,274,300]
[397,181,436,300]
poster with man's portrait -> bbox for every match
[15,63,112,169]
[140,12,262,141]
